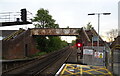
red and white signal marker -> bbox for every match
[76,43,82,47]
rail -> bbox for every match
[2,47,72,76]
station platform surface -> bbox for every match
[55,63,113,76]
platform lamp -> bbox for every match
[88,13,111,51]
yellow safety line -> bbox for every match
[66,64,78,75]
[60,64,67,75]
[60,64,112,76]
[72,72,81,75]
[115,47,120,49]
[82,67,112,75]
[83,71,96,76]
[91,66,104,69]
[80,64,82,75]
[70,64,95,76]
[80,65,90,68]
[92,69,110,75]
[67,64,82,75]
[66,64,86,75]
[112,45,120,50]
[60,64,76,75]
[64,69,74,74]
[61,64,81,75]
[66,64,81,70]
[73,69,95,76]
[81,65,96,76]
[83,67,106,72]
[104,74,113,76]
[66,64,75,69]
[104,68,113,76]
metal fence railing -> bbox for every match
[0,11,33,22]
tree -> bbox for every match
[32,8,65,52]
[33,8,59,28]
[67,26,69,28]
[106,29,118,42]
[84,22,93,30]
[61,40,68,47]
[71,40,76,46]
[47,36,65,52]
[35,36,49,51]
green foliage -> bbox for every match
[33,8,68,53]
[61,40,68,47]
[32,8,59,28]
[71,40,76,46]
[47,36,62,52]
[35,36,49,51]
[84,22,93,30]
[35,36,68,53]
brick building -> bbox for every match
[2,29,39,59]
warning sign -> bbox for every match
[94,52,103,58]
[99,52,103,58]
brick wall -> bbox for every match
[2,29,39,59]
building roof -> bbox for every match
[110,36,120,49]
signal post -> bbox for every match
[76,37,83,60]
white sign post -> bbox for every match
[83,49,94,65]
[83,49,93,55]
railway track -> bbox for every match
[2,47,73,76]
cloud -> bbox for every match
[0,0,119,34]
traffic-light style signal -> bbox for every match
[21,9,27,22]
[76,38,83,48]
[76,43,82,47]
[76,38,83,59]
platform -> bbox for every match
[55,63,113,76]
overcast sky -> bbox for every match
[0,0,119,42]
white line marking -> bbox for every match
[55,64,66,76]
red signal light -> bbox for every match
[76,43,82,47]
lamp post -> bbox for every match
[88,13,111,51]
